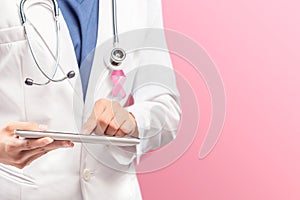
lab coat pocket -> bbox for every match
[0,26,25,44]
[0,164,36,200]
[0,164,36,187]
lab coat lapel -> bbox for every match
[84,0,114,115]
[58,14,84,100]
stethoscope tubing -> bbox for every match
[20,0,125,86]
[112,0,119,46]
[20,0,66,85]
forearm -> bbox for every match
[126,94,181,154]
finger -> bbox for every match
[119,120,136,136]
[5,122,47,134]
[17,137,54,151]
[45,140,74,149]
[114,129,126,137]
[82,115,97,135]
[96,109,114,135]
[105,117,122,136]
[94,99,108,117]
[105,110,127,136]
[20,140,74,162]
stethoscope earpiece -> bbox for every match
[67,71,75,79]
[25,78,34,86]
[24,71,75,86]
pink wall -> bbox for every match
[138,0,300,199]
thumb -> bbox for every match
[7,122,47,132]
[82,114,97,135]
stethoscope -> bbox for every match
[20,0,126,86]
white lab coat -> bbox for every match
[0,0,180,199]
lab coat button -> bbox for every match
[83,169,91,181]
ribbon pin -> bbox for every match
[110,70,126,99]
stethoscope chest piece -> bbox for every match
[105,47,127,71]
[110,48,126,66]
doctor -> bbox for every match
[0,0,180,199]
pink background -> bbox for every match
[138,0,300,199]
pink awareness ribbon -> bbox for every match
[110,70,126,98]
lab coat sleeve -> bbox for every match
[107,0,181,165]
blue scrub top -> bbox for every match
[57,0,99,98]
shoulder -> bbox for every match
[118,0,163,28]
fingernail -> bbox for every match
[63,142,74,148]
[81,128,87,134]
[44,137,54,145]
[38,124,48,131]
[81,128,91,135]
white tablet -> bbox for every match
[14,130,140,146]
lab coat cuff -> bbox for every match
[103,106,148,166]
[125,105,151,164]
